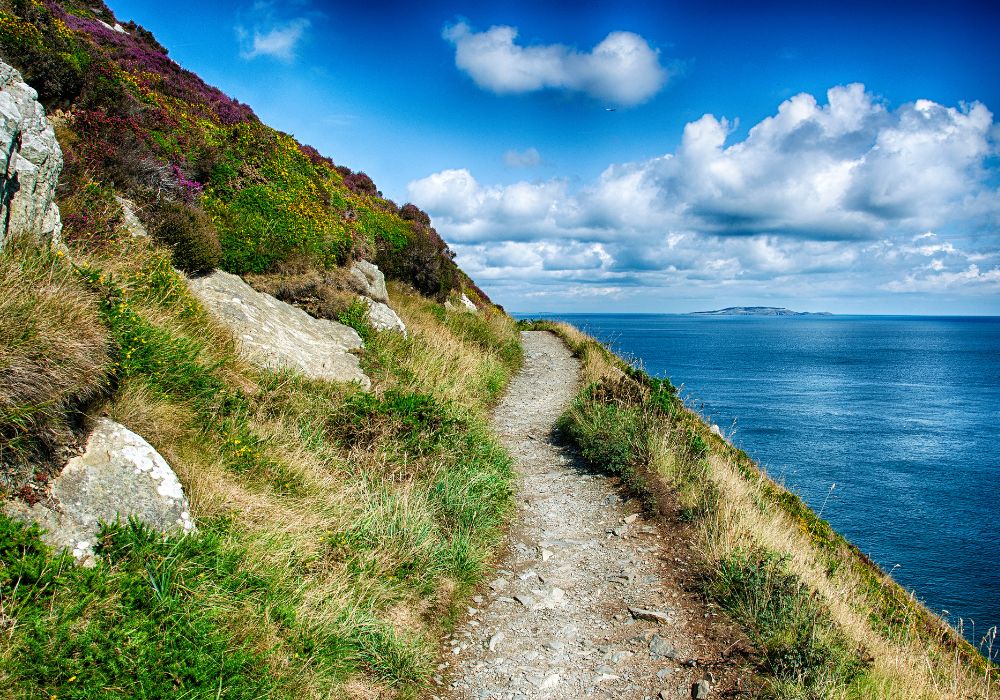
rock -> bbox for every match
[115,196,148,238]
[459,293,478,312]
[188,270,369,388]
[630,607,673,624]
[0,60,63,248]
[362,297,407,336]
[488,632,504,651]
[692,680,711,699]
[623,513,639,524]
[4,419,193,564]
[514,594,535,608]
[649,635,680,660]
[489,577,508,592]
[349,259,389,303]
[610,525,628,537]
[543,640,565,651]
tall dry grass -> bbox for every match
[0,239,111,488]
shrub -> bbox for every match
[399,203,431,227]
[343,171,378,197]
[148,200,221,273]
[375,227,458,300]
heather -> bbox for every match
[0,0,475,298]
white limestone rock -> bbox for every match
[4,419,194,564]
[459,293,478,312]
[363,296,407,337]
[115,196,148,238]
[349,259,389,304]
[0,60,63,248]
[188,269,370,388]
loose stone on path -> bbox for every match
[440,331,717,699]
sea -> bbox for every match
[516,313,1000,650]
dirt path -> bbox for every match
[435,331,749,700]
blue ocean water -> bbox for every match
[519,313,1000,649]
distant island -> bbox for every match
[691,306,832,316]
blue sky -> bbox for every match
[107,0,1000,313]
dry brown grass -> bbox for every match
[0,239,111,489]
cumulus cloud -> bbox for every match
[504,147,542,168]
[408,85,1000,309]
[443,21,669,105]
[238,2,311,62]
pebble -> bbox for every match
[629,607,673,623]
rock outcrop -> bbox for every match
[188,269,370,388]
[349,259,407,337]
[0,60,63,248]
[4,419,194,564]
[349,259,389,304]
[445,293,479,313]
[363,297,407,336]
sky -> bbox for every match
[107,0,1000,313]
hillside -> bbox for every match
[691,307,832,316]
[0,1,521,697]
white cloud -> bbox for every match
[504,147,542,168]
[443,21,669,105]
[237,3,311,62]
[408,85,1000,310]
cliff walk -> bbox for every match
[437,331,749,700]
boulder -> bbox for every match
[115,196,148,238]
[363,297,407,336]
[188,270,370,388]
[0,60,63,248]
[4,419,194,564]
[459,293,478,312]
[349,259,389,304]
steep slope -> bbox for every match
[0,2,524,699]
[0,0,489,303]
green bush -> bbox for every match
[149,200,221,273]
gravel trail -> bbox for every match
[436,331,741,700]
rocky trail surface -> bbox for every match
[436,331,750,700]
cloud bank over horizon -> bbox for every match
[443,21,669,105]
[409,85,1000,312]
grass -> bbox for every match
[524,318,998,700]
[0,231,523,698]
[0,239,110,495]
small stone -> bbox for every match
[649,635,680,660]
[610,525,628,537]
[595,665,616,675]
[692,680,711,699]
[541,548,554,561]
[543,640,565,651]
[624,513,639,524]
[630,607,672,624]
[656,668,674,679]
[488,632,504,651]
[489,577,508,592]
[514,594,535,608]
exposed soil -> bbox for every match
[434,331,755,699]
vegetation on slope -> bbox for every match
[523,319,997,700]
[0,234,521,698]
[0,1,525,697]
[0,0,490,303]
